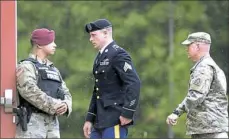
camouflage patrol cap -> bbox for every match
[181,32,211,45]
[85,19,112,33]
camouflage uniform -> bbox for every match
[173,55,228,136]
[15,54,72,138]
[191,132,228,138]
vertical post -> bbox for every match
[0,1,17,138]
[168,0,174,138]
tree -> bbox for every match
[17,1,228,138]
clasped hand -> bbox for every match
[56,102,68,116]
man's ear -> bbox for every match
[196,43,200,50]
[104,30,107,35]
[36,45,42,49]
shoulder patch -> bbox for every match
[192,78,201,86]
[16,67,24,77]
[123,62,132,72]
[18,60,39,76]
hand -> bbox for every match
[56,102,68,115]
[166,113,178,126]
[119,116,132,126]
[83,121,92,138]
[16,68,23,77]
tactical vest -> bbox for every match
[19,58,62,112]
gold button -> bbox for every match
[96,88,99,91]
[95,79,98,82]
[97,96,100,99]
[95,71,98,74]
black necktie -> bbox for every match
[95,52,101,64]
[98,52,101,58]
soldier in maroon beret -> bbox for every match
[30,28,56,57]
[15,28,72,138]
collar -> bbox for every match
[190,55,210,71]
[28,53,53,66]
[99,40,114,54]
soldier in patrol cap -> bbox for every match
[83,19,141,139]
[15,28,72,138]
[166,32,228,138]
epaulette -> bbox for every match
[112,45,122,51]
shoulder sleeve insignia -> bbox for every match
[123,62,132,72]
[192,78,201,86]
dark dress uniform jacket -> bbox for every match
[86,41,141,129]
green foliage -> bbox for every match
[17,1,228,138]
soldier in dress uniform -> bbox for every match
[83,19,141,139]
[15,28,72,138]
[166,32,228,138]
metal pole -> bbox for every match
[168,0,174,138]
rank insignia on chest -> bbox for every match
[100,59,109,65]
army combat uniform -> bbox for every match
[15,54,72,138]
[173,55,228,137]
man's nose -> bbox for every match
[90,37,93,42]
[53,42,57,47]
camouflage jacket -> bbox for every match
[16,54,72,117]
[173,55,228,135]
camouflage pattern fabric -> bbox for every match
[15,113,60,138]
[15,54,72,138]
[174,56,228,135]
[191,132,228,138]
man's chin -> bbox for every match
[93,45,100,50]
[187,56,196,62]
[49,52,55,55]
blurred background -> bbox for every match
[17,1,228,138]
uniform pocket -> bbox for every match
[102,95,124,108]
[97,66,107,74]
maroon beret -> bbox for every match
[31,28,55,46]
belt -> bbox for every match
[31,107,48,114]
